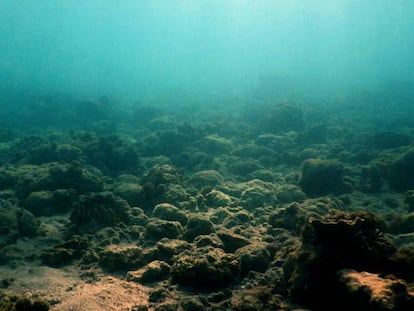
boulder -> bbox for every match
[70,191,131,233]
[284,211,395,310]
[337,270,414,311]
[300,159,352,196]
[387,148,414,191]
[171,247,239,291]
[152,203,188,225]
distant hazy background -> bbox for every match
[1,0,413,100]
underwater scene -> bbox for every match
[1,1,414,310]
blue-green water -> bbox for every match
[1,0,413,100]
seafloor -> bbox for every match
[1,90,414,311]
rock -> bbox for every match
[223,209,253,228]
[277,184,306,204]
[70,191,131,233]
[269,203,307,234]
[337,270,414,311]
[41,236,88,267]
[201,135,234,155]
[127,260,170,283]
[6,296,50,311]
[154,238,191,263]
[144,219,184,241]
[152,203,188,225]
[284,211,395,310]
[48,161,104,194]
[388,213,414,234]
[230,286,286,311]
[23,189,76,216]
[373,131,412,149]
[299,159,352,196]
[0,207,19,248]
[210,207,232,224]
[15,162,103,199]
[114,182,145,207]
[142,164,189,209]
[84,135,140,174]
[180,297,205,311]
[388,148,414,191]
[205,190,233,208]
[129,207,148,226]
[361,159,388,192]
[176,150,213,171]
[171,247,239,291]
[184,216,215,241]
[229,158,264,177]
[297,124,328,144]
[263,103,305,133]
[194,234,224,249]
[246,169,275,182]
[390,246,414,281]
[216,229,250,253]
[236,242,272,276]
[99,244,144,271]
[231,143,274,159]
[404,190,414,212]
[148,287,171,303]
[240,179,278,210]
[190,170,224,188]
[16,209,41,237]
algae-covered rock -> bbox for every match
[373,131,412,149]
[404,190,414,212]
[388,213,414,234]
[0,296,50,311]
[236,242,272,276]
[142,164,189,209]
[24,189,76,216]
[204,189,233,208]
[153,203,188,225]
[337,270,414,311]
[184,216,215,241]
[216,229,250,253]
[144,219,183,241]
[127,260,170,283]
[284,211,395,310]
[229,158,264,177]
[269,203,308,234]
[240,179,278,210]
[84,135,140,174]
[194,233,224,249]
[387,148,414,191]
[114,182,145,207]
[16,209,41,237]
[190,170,224,188]
[201,135,234,155]
[70,191,131,233]
[223,209,253,228]
[390,246,414,281]
[154,238,191,263]
[99,244,144,271]
[230,286,286,311]
[41,235,88,267]
[263,103,305,133]
[277,184,306,204]
[300,158,352,196]
[15,162,103,199]
[180,297,205,311]
[0,206,41,245]
[171,247,239,291]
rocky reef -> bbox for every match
[1,94,414,311]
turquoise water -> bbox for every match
[1,0,413,100]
